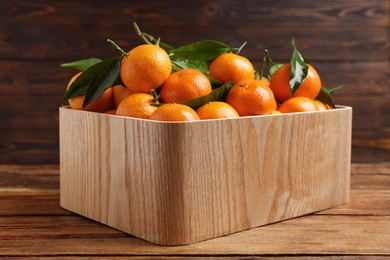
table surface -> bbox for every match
[1,163,389,258]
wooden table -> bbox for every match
[1,163,389,258]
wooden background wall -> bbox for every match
[0,0,389,164]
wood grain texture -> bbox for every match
[0,0,388,61]
[0,216,388,256]
[0,130,59,165]
[0,124,387,165]
[1,61,388,97]
[0,163,388,257]
[0,164,59,190]
[0,0,388,164]
[317,189,390,216]
[2,92,388,130]
[1,164,388,216]
[59,107,352,245]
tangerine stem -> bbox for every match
[236,41,247,54]
[263,49,277,78]
[264,49,276,66]
[133,22,153,45]
[107,39,127,57]
[150,89,159,102]
[259,49,267,80]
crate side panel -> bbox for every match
[120,118,189,245]
[177,108,352,243]
[60,107,352,245]
[60,109,190,245]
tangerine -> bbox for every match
[269,63,321,103]
[278,96,318,113]
[149,103,200,122]
[196,101,239,120]
[116,93,158,119]
[209,53,254,83]
[67,72,114,113]
[105,109,117,115]
[159,68,212,103]
[313,99,328,111]
[257,77,270,87]
[113,85,132,107]
[226,79,277,116]
[120,44,172,93]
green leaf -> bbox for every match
[60,58,102,71]
[289,39,308,96]
[328,85,344,95]
[159,41,175,53]
[315,86,337,109]
[170,40,231,61]
[153,82,236,110]
[171,55,208,74]
[181,81,235,109]
[61,57,121,106]
[207,75,223,89]
[268,63,283,78]
[83,57,121,107]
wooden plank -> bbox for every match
[0,163,388,191]
[0,127,367,165]
[0,95,386,130]
[0,1,388,166]
[351,162,390,175]
[0,130,59,165]
[12,257,389,260]
[350,163,390,190]
[316,189,390,216]
[1,189,388,217]
[0,25,387,62]
[0,215,388,256]
[2,0,387,28]
[0,164,59,190]
[335,96,389,129]
[1,60,388,165]
[1,61,388,96]
[352,129,390,163]
[314,61,390,96]
[0,164,388,255]
[0,96,59,130]
[3,257,390,260]
[0,215,125,239]
[0,191,68,216]
[0,114,384,164]
[0,61,74,96]
[0,126,380,165]
[0,1,387,61]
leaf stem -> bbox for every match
[259,49,276,79]
[150,89,159,102]
[107,39,127,57]
[236,41,247,54]
[133,22,154,45]
[259,50,266,79]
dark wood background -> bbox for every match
[0,0,389,164]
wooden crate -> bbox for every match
[59,106,352,245]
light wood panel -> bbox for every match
[60,107,352,245]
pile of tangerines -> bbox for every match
[64,39,332,122]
